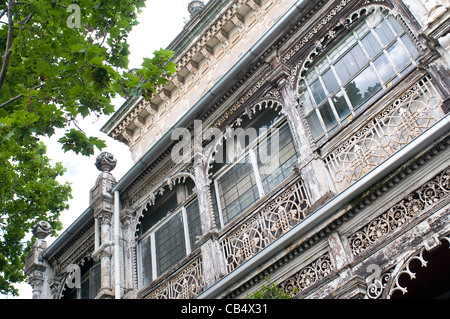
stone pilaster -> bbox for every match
[24,221,52,299]
[193,139,227,287]
[271,63,337,204]
[90,152,117,298]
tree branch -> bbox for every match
[0,0,14,92]
[0,83,44,109]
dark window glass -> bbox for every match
[257,125,297,193]
[310,79,327,105]
[217,155,259,224]
[332,91,351,118]
[155,212,186,275]
[140,236,152,287]
[319,101,337,129]
[186,199,202,251]
[306,111,323,139]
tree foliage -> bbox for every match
[246,277,299,299]
[0,0,176,295]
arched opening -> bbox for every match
[137,178,202,289]
[391,241,450,299]
[207,101,299,229]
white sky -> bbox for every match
[6,0,199,299]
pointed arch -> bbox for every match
[294,3,398,91]
[133,170,196,238]
[204,98,285,175]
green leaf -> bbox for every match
[89,56,104,66]
[70,43,84,53]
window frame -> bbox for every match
[300,11,420,145]
[138,195,200,289]
[211,116,298,228]
[62,261,100,299]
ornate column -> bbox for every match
[193,129,227,288]
[269,62,337,204]
[24,221,52,299]
[120,208,138,298]
[90,152,117,298]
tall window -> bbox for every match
[210,107,298,228]
[62,260,100,299]
[299,11,420,144]
[139,181,202,288]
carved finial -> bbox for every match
[188,0,204,17]
[95,152,117,173]
[32,221,52,240]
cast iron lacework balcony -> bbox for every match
[323,74,444,192]
[220,177,310,274]
[297,8,446,193]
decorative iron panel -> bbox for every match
[279,253,334,294]
[325,75,444,192]
[349,165,450,255]
[144,256,205,299]
[220,178,310,273]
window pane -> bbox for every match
[361,32,382,58]
[90,263,101,298]
[305,68,318,83]
[237,106,282,145]
[80,278,90,299]
[345,66,381,108]
[302,89,315,114]
[140,190,178,235]
[331,91,350,119]
[155,212,186,275]
[388,15,404,35]
[258,125,297,193]
[373,53,395,82]
[140,236,152,287]
[330,34,358,63]
[374,20,395,46]
[306,111,323,139]
[401,34,419,59]
[322,68,340,94]
[319,101,337,129]
[334,45,367,83]
[387,41,410,71]
[217,156,259,224]
[186,199,202,251]
[310,79,326,105]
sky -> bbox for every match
[5,0,201,299]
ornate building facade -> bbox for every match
[25,0,450,299]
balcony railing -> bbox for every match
[220,177,311,274]
[324,74,445,193]
[141,253,205,299]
